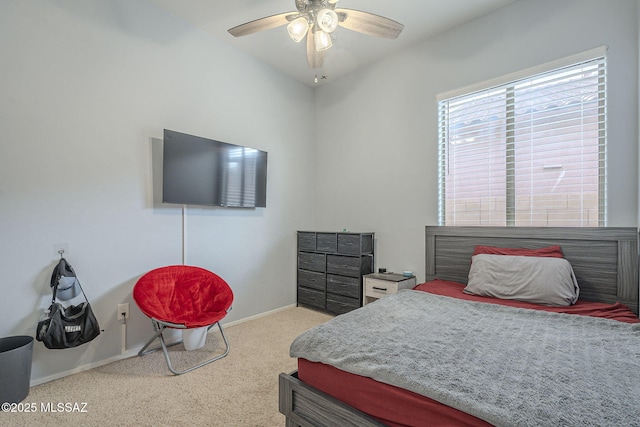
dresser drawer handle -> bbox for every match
[372,286,387,291]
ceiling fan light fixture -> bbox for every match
[287,16,309,42]
[314,29,332,51]
[316,9,338,33]
[228,0,404,70]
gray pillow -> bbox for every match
[464,254,580,306]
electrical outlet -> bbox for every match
[117,303,130,320]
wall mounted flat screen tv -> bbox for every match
[162,129,267,208]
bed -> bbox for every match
[279,226,640,426]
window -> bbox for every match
[438,48,606,227]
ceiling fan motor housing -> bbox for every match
[296,0,336,13]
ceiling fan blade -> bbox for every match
[306,30,324,69]
[335,8,404,39]
[228,12,297,37]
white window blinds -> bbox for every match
[438,51,606,227]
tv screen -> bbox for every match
[162,129,267,208]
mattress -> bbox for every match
[296,280,639,426]
[416,279,640,324]
[298,358,491,427]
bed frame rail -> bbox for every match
[279,371,386,427]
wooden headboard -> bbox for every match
[425,226,639,314]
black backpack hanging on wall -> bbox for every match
[36,258,101,349]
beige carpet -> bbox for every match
[5,307,333,427]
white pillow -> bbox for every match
[464,254,580,306]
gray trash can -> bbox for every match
[0,336,34,403]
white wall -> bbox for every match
[314,0,639,279]
[0,0,315,384]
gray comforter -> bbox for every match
[290,290,640,427]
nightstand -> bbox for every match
[363,273,417,305]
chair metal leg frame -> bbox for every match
[138,319,230,375]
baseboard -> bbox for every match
[30,349,142,387]
[222,303,297,328]
[30,303,298,387]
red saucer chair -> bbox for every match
[133,265,233,375]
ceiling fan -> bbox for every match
[228,0,404,69]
